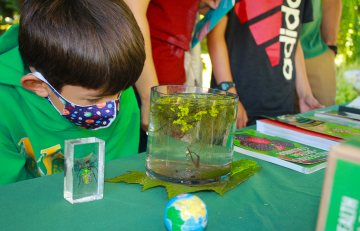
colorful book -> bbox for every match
[234,129,327,174]
[274,115,360,140]
[314,110,360,125]
[256,119,341,151]
[191,0,235,49]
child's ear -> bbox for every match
[20,74,49,97]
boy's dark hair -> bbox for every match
[19,0,145,94]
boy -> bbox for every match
[207,0,325,126]
[0,0,145,185]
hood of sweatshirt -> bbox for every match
[0,24,75,131]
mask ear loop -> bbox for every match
[32,72,63,97]
[113,92,122,117]
[31,72,65,115]
[32,72,70,111]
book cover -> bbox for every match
[191,0,235,49]
[234,129,327,174]
[275,114,360,139]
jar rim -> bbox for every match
[150,85,239,100]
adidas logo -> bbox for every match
[234,0,301,80]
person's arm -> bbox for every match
[124,0,159,132]
[321,0,342,47]
[207,15,248,128]
[295,42,325,112]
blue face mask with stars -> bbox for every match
[32,72,121,130]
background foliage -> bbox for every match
[0,0,20,33]
[337,0,360,65]
[335,0,360,103]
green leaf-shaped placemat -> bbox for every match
[105,159,261,199]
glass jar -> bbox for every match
[146,85,238,185]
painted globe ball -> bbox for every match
[164,194,208,231]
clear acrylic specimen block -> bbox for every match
[64,137,105,204]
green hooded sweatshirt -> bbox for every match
[0,25,140,185]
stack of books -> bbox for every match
[256,117,342,151]
[256,115,360,151]
[233,97,360,174]
[234,129,328,174]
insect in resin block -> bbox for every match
[64,137,105,204]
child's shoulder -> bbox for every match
[0,24,20,55]
[0,82,25,108]
[120,86,137,104]
[0,81,14,91]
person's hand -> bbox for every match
[140,99,150,132]
[236,101,248,129]
[198,0,221,15]
[299,95,325,113]
[227,87,248,128]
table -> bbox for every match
[0,106,339,231]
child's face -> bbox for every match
[21,69,121,113]
[21,70,122,129]
[48,84,120,112]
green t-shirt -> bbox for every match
[0,25,141,185]
[300,0,329,59]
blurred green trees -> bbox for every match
[0,0,20,35]
[337,0,360,65]
[335,0,360,103]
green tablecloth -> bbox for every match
[0,106,340,231]
[0,153,325,230]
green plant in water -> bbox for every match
[173,104,192,132]
[151,93,237,146]
[147,93,238,177]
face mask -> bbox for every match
[32,72,121,130]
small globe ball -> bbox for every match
[164,194,208,231]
